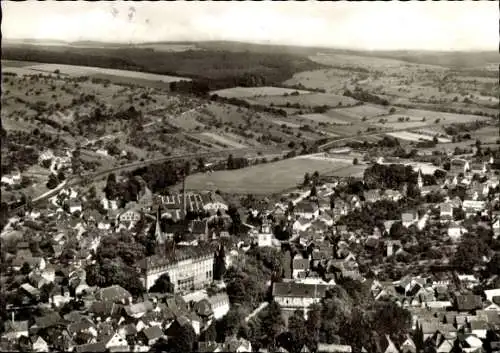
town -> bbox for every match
[1,142,499,352]
[1,2,500,353]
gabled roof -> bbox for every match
[4,320,28,333]
[293,258,310,271]
[455,294,482,311]
[142,325,163,340]
[95,285,131,303]
[124,301,154,317]
[194,299,213,317]
[33,312,62,330]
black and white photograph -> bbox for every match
[0,1,499,352]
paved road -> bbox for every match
[245,302,269,323]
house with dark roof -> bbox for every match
[439,203,453,222]
[292,256,310,279]
[272,282,334,311]
[295,201,319,220]
[189,220,209,239]
[139,325,164,346]
[455,294,482,312]
[95,285,132,305]
[30,312,62,333]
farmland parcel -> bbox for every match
[186,157,351,194]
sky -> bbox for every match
[2,1,498,51]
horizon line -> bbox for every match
[3,37,497,53]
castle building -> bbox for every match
[137,248,215,292]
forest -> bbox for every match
[2,45,323,94]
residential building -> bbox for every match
[295,201,319,220]
[440,203,453,222]
[207,292,230,320]
[118,208,142,223]
[402,212,418,228]
[292,255,310,279]
[272,282,334,313]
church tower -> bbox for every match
[417,169,423,190]
[464,160,470,174]
[155,205,168,246]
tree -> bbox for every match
[213,246,226,281]
[104,173,118,200]
[312,171,320,185]
[305,303,321,351]
[169,323,196,353]
[258,301,285,350]
[389,222,405,239]
[303,173,310,187]
[353,158,359,165]
[149,273,174,294]
[46,173,59,189]
[227,205,242,235]
[287,309,307,353]
[329,194,335,210]
[227,154,234,170]
[310,185,317,198]
[20,262,31,275]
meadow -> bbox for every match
[211,86,311,98]
[186,157,350,194]
[386,131,451,143]
[26,63,191,83]
[247,92,358,108]
[298,113,351,125]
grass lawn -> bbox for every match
[186,157,350,194]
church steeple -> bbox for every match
[417,169,423,190]
[155,205,167,246]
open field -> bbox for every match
[26,63,191,83]
[323,164,367,178]
[246,93,358,108]
[282,51,499,118]
[331,104,391,120]
[211,86,311,98]
[269,119,301,129]
[186,157,350,194]
[200,132,247,149]
[298,113,351,125]
[387,131,451,143]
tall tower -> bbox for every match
[417,169,423,190]
[464,160,470,174]
[155,205,167,246]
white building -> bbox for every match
[257,219,273,247]
[272,282,335,316]
[1,172,21,186]
[138,250,214,292]
[208,293,230,320]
